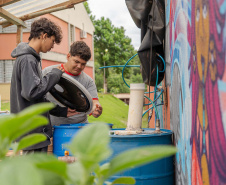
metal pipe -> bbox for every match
[153,119,163,134]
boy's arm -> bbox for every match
[49,105,79,117]
[49,105,68,117]
[20,60,63,101]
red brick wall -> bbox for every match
[41,14,69,55]
[83,66,93,79]
[0,33,30,60]
[42,59,63,69]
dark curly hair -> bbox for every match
[28,18,62,44]
[70,41,91,61]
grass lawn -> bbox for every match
[1,94,148,128]
[88,94,128,128]
[88,93,148,128]
[1,101,10,111]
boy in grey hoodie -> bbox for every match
[10,18,69,153]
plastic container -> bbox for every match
[106,128,175,185]
[53,123,114,157]
[53,123,87,157]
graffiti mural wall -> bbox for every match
[166,0,226,184]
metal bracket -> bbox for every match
[163,86,168,106]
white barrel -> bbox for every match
[126,83,145,131]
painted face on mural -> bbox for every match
[169,0,226,184]
[195,0,209,82]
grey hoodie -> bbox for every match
[10,42,63,150]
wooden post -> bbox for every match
[16,25,22,45]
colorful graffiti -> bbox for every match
[166,0,226,184]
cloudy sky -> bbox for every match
[88,0,141,50]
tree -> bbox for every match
[84,2,143,93]
[94,17,135,76]
[107,73,130,94]
[94,62,104,93]
[83,2,95,22]
[94,17,136,92]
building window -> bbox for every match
[69,24,75,45]
[0,60,14,83]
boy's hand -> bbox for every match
[57,65,65,72]
[67,108,80,117]
[91,104,103,118]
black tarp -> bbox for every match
[126,0,165,86]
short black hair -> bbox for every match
[28,18,62,44]
[70,41,91,62]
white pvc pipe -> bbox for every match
[126,83,145,131]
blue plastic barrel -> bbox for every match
[107,128,174,185]
[53,123,87,157]
[53,123,114,157]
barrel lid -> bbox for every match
[48,73,93,114]
[109,128,173,137]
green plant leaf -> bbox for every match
[17,103,55,118]
[67,162,85,185]
[86,175,95,185]
[0,137,11,159]
[10,142,19,154]
[36,160,68,180]
[0,159,43,185]
[38,169,66,185]
[11,116,48,141]
[0,114,15,139]
[0,114,15,125]
[25,153,58,163]
[69,123,112,169]
[20,154,69,184]
[16,134,47,152]
[112,177,135,184]
[99,163,110,177]
[108,146,177,178]
[0,103,54,140]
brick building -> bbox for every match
[0,3,94,100]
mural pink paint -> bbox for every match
[168,0,226,184]
[190,0,226,184]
